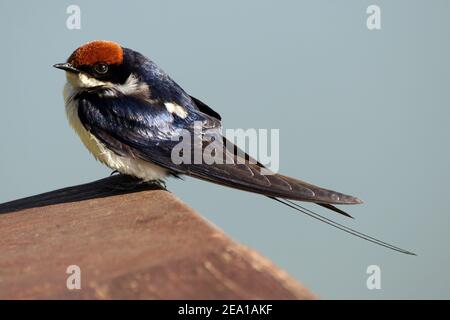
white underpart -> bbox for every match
[164,102,188,119]
[63,72,168,182]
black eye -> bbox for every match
[94,62,108,74]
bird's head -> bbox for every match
[54,40,143,90]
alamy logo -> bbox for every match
[366,265,381,290]
[366,5,381,30]
[170,122,280,175]
[66,265,81,290]
[66,5,81,30]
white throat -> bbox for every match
[65,72,150,97]
[66,71,108,88]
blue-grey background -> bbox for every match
[0,0,448,299]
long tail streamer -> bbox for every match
[269,197,416,255]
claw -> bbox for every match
[110,170,120,176]
[153,179,167,190]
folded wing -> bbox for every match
[77,92,361,207]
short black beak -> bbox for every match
[53,63,80,73]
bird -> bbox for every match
[54,40,414,255]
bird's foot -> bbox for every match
[107,180,143,192]
[105,172,142,192]
[152,179,167,190]
[106,174,167,192]
[110,170,120,176]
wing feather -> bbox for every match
[77,92,362,205]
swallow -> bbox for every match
[54,40,414,255]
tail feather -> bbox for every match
[270,197,416,255]
[317,203,354,219]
